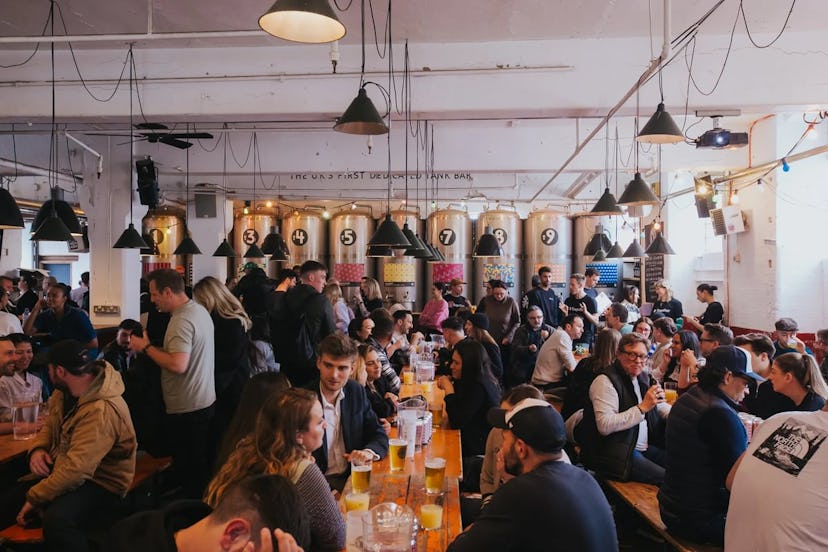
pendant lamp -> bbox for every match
[637,103,684,144]
[592,248,607,262]
[370,214,410,248]
[425,243,442,263]
[113,47,149,249]
[412,236,433,259]
[32,213,74,242]
[473,226,502,258]
[173,235,201,255]
[0,184,24,229]
[173,126,201,255]
[32,188,82,237]
[588,187,623,216]
[243,243,266,258]
[617,172,659,206]
[258,0,345,44]
[645,232,676,255]
[583,225,612,256]
[606,241,625,258]
[262,226,290,261]
[366,244,393,257]
[623,239,647,258]
[402,223,427,256]
[240,133,267,260]
[214,238,237,257]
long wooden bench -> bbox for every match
[0,453,172,548]
[604,479,723,552]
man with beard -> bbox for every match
[0,336,23,432]
[447,398,617,552]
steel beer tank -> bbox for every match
[232,210,277,274]
[425,208,472,310]
[377,210,424,311]
[523,209,574,291]
[282,210,327,268]
[473,208,523,304]
[328,210,374,303]
[141,205,185,276]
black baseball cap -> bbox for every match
[487,398,566,453]
[706,345,763,382]
[48,340,89,370]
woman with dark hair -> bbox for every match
[207,388,345,552]
[683,283,724,333]
[633,317,654,341]
[464,313,503,384]
[437,339,500,491]
[761,352,828,418]
[621,285,641,324]
[15,275,39,316]
[214,372,291,470]
[658,330,701,391]
[562,328,622,422]
[352,344,397,423]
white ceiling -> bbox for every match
[0,0,824,208]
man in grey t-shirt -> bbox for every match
[130,269,215,498]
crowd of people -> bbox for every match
[0,262,826,551]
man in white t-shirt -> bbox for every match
[725,403,828,551]
[531,314,583,390]
[0,289,22,336]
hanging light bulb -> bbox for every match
[730,189,739,204]
[653,218,662,232]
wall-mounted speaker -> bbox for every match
[194,193,217,218]
[136,158,159,208]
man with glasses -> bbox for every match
[658,346,762,546]
[772,317,812,359]
[579,333,671,484]
[699,323,733,356]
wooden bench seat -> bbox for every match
[0,453,172,547]
[604,479,723,552]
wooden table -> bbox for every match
[0,433,32,465]
[342,428,463,552]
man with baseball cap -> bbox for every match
[659,345,763,546]
[12,339,136,552]
[443,278,471,316]
[447,398,618,552]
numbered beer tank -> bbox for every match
[378,210,424,311]
[522,209,573,291]
[328,210,374,303]
[141,205,185,276]
[426,208,472,310]
[473,208,523,304]
[233,209,277,272]
[282,210,326,267]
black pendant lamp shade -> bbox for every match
[32,212,74,242]
[583,226,612,256]
[173,235,202,255]
[606,241,625,258]
[637,103,685,145]
[113,222,149,249]
[262,227,291,261]
[366,244,393,257]
[243,243,266,258]
[213,238,237,257]
[622,239,647,258]
[425,243,443,263]
[369,214,410,248]
[592,248,607,262]
[402,223,427,256]
[0,188,24,229]
[645,232,676,255]
[617,172,660,206]
[589,187,623,216]
[473,226,503,258]
[334,88,389,135]
[32,189,82,236]
[258,0,345,44]
[413,237,433,259]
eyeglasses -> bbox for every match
[621,351,648,361]
[699,337,715,343]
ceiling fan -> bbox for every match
[131,123,214,149]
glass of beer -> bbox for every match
[663,381,678,405]
[389,438,408,472]
[424,457,446,494]
[429,402,443,428]
[344,492,370,512]
[351,457,372,494]
[419,493,444,531]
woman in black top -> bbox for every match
[683,283,724,333]
[463,313,503,384]
[762,352,828,418]
[562,328,621,422]
[652,279,683,321]
[656,330,700,388]
[15,275,39,316]
[353,277,384,318]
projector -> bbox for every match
[694,127,748,149]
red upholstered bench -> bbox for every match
[0,453,172,547]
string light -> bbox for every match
[322,209,331,219]
[730,189,739,205]
[653,218,662,231]
[265,200,273,208]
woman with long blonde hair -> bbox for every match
[207,388,345,551]
[193,276,253,447]
[324,281,353,334]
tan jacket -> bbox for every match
[27,363,137,507]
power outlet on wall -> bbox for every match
[93,305,121,316]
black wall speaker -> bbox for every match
[136,158,160,208]
[194,193,217,218]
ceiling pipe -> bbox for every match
[530,0,672,202]
[0,157,78,186]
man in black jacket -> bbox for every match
[448,398,617,552]
[274,261,336,386]
[307,334,388,492]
